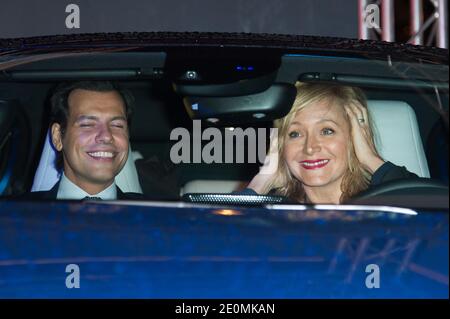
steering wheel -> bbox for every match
[348,178,449,208]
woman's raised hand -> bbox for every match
[344,102,384,174]
[247,128,279,194]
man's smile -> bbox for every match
[86,151,117,161]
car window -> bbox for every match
[0,44,447,208]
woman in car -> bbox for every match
[245,82,417,204]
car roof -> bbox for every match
[1,32,448,65]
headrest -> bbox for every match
[31,130,143,193]
[367,100,430,178]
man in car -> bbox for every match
[25,81,143,200]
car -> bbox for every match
[0,32,448,299]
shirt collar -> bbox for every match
[57,173,117,200]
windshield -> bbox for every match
[0,43,447,209]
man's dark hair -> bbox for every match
[49,81,134,171]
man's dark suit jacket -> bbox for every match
[21,182,144,200]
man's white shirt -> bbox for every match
[56,173,117,200]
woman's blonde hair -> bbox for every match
[263,82,380,203]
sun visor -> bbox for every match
[2,52,167,80]
[182,83,296,125]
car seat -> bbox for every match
[31,129,143,193]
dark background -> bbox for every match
[0,0,359,38]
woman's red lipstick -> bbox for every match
[300,159,330,170]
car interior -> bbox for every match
[0,49,448,205]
